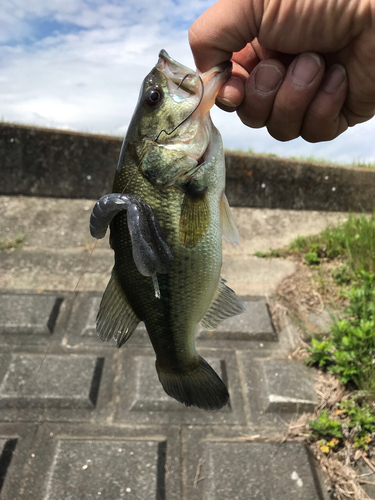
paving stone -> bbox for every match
[241,356,317,424]
[0,438,18,494]
[197,299,276,341]
[18,424,181,500]
[258,360,317,413]
[115,347,246,425]
[197,441,325,500]
[0,354,104,409]
[44,438,164,500]
[0,294,63,335]
[0,439,6,455]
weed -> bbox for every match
[306,338,333,368]
[254,251,267,258]
[307,272,375,390]
[0,233,26,251]
[340,398,375,450]
[332,264,353,285]
[305,252,320,266]
[309,409,342,440]
[289,235,308,252]
[254,249,281,258]
[288,211,375,274]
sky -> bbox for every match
[1,0,375,165]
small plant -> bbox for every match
[309,409,342,440]
[289,235,308,252]
[305,252,320,266]
[306,271,375,390]
[254,249,281,258]
[0,233,26,251]
[306,338,333,368]
[269,249,281,258]
[332,264,353,285]
[254,251,267,258]
[285,211,375,274]
[340,398,375,450]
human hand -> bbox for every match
[189,0,375,142]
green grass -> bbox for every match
[256,211,375,274]
[274,211,375,451]
[307,271,375,391]
[0,233,26,251]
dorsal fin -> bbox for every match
[96,270,140,347]
[200,277,246,330]
[220,192,239,244]
[179,189,210,248]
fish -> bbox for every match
[90,50,245,411]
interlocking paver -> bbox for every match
[0,437,18,497]
[258,359,317,413]
[0,289,325,498]
[0,354,103,409]
[0,293,63,337]
[16,424,181,500]
[196,441,325,500]
[239,355,317,428]
[46,439,163,500]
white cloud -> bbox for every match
[1,0,375,165]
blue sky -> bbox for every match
[1,0,375,164]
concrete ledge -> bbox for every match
[1,122,375,211]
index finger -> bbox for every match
[188,0,260,72]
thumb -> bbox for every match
[189,0,261,71]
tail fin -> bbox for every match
[156,356,229,411]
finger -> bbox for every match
[189,0,260,72]
[216,76,245,111]
[301,64,349,142]
[216,61,248,109]
[216,43,260,109]
[266,52,325,141]
[236,59,286,128]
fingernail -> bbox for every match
[254,63,283,92]
[216,97,237,107]
[292,52,322,86]
[322,65,346,93]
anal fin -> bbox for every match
[96,270,140,347]
[220,192,239,244]
[200,277,246,330]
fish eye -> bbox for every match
[145,89,162,106]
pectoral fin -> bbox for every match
[200,277,246,330]
[179,190,210,248]
[220,192,239,244]
[97,270,140,347]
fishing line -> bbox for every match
[153,74,204,143]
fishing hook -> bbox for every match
[153,73,204,143]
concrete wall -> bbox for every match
[1,122,374,211]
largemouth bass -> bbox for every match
[90,50,245,410]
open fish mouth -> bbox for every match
[157,50,232,171]
[158,49,232,121]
